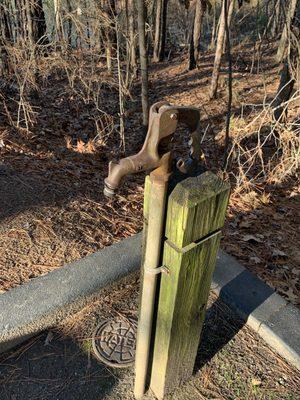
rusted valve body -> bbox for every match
[104,101,201,197]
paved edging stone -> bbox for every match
[0,234,142,353]
[215,251,300,370]
[0,234,299,370]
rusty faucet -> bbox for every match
[104,102,202,399]
[104,101,201,197]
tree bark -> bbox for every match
[13,0,50,46]
[153,0,163,62]
[160,0,168,60]
[102,0,117,72]
[31,0,48,44]
[222,0,235,53]
[188,0,206,70]
[188,11,196,70]
[273,62,295,121]
[128,0,136,68]
[271,0,281,37]
[209,0,232,99]
[277,0,299,62]
[66,0,72,46]
[1,1,13,43]
[153,0,168,62]
[210,1,217,50]
[274,0,299,120]
[14,0,23,41]
[137,0,149,126]
[25,0,34,47]
[223,0,232,169]
[54,0,61,42]
[0,2,11,75]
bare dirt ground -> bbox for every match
[0,278,299,400]
[0,42,299,307]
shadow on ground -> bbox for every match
[0,333,118,400]
[0,289,256,400]
[0,279,299,400]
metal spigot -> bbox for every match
[103,101,202,197]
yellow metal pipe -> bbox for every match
[134,154,171,399]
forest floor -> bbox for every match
[0,41,299,305]
[0,41,299,399]
[0,279,299,400]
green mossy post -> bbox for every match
[150,171,230,399]
[142,175,151,256]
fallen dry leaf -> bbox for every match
[272,249,287,258]
[242,234,263,243]
[239,220,252,228]
[250,256,261,264]
[44,331,54,346]
[251,378,262,386]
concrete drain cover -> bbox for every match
[92,318,137,368]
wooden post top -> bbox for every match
[165,171,230,248]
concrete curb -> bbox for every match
[0,234,142,353]
[1,234,299,370]
[214,251,300,370]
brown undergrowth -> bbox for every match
[1,282,299,400]
[0,41,299,306]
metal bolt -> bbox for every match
[170,113,178,120]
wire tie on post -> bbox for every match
[144,265,170,275]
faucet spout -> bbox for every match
[104,159,132,197]
[103,102,201,197]
[104,156,141,197]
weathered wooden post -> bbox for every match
[149,171,230,399]
[103,101,230,398]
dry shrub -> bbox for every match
[0,0,134,150]
[1,40,39,131]
[221,90,300,201]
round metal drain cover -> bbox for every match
[92,318,137,368]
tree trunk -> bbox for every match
[274,0,299,120]
[102,0,117,72]
[153,0,163,62]
[153,0,168,62]
[106,37,113,72]
[20,0,48,45]
[160,0,168,60]
[14,0,23,41]
[222,0,235,53]
[0,3,11,75]
[137,0,149,126]
[25,0,34,47]
[31,0,48,44]
[54,0,64,44]
[128,0,136,68]
[277,0,298,62]
[1,3,12,39]
[223,0,232,169]
[0,37,9,76]
[188,0,206,70]
[209,0,232,99]
[273,62,295,121]
[84,0,91,48]
[66,0,72,46]
[188,12,196,70]
[210,1,217,50]
[271,0,281,37]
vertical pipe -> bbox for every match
[134,159,171,399]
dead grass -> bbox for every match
[0,41,299,306]
[0,278,299,400]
